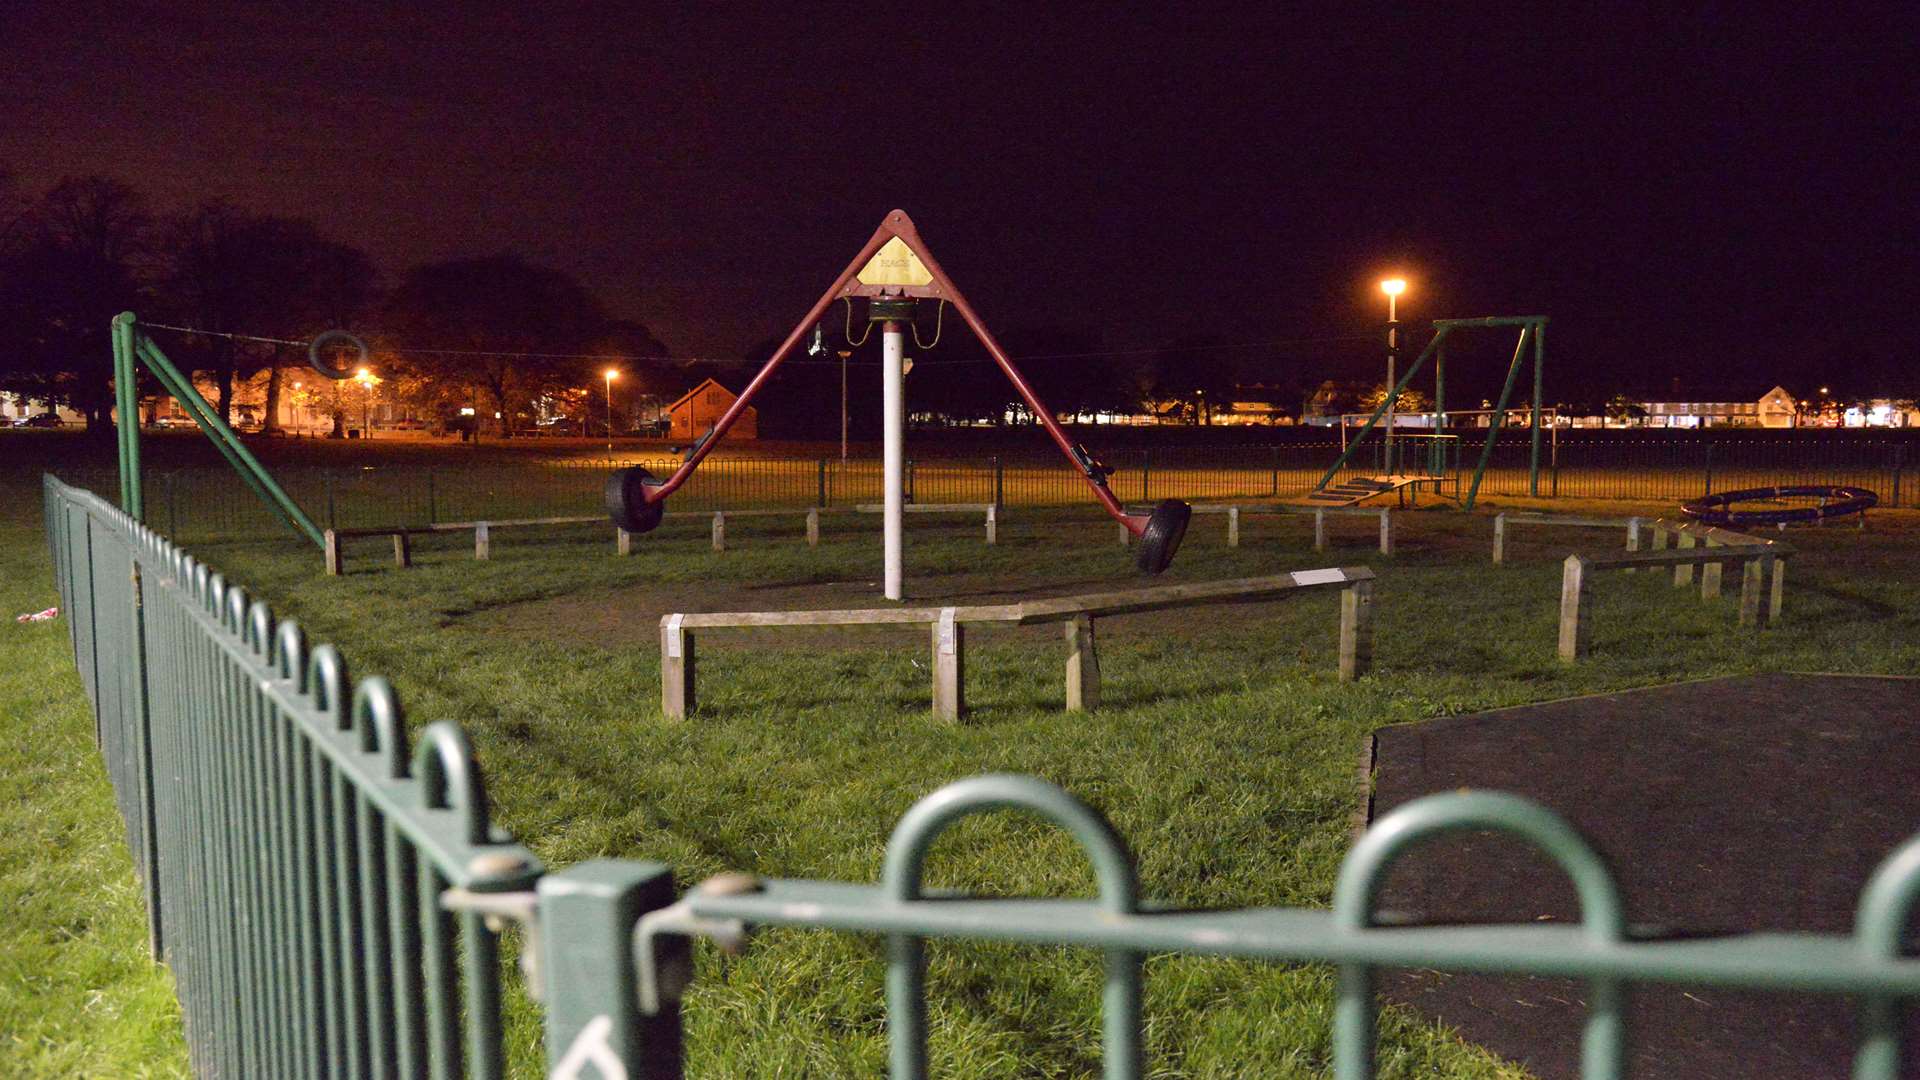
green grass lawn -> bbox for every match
[8,429,1920,1077]
[0,482,188,1078]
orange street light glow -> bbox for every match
[604,368,619,381]
[1380,278,1407,296]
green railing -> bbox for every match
[44,473,1920,1078]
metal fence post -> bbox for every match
[1271,446,1280,496]
[426,468,437,524]
[324,471,336,529]
[1141,450,1151,503]
[166,472,179,537]
[992,456,1003,508]
[1703,440,1715,497]
[1892,444,1904,509]
[539,860,684,1080]
[817,459,827,508]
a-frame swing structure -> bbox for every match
[606,210,1193,593]
[1314,316,1550,510]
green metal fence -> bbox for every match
[45,473,1920,1078]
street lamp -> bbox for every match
[355,367,375,440]
[1379,279,1407,473]
[603,368,619,457]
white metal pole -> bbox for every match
[1384,291,1396,473]
[883,322,906,600]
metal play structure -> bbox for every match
[109,311,366,547]
[1316,316,1549,510]
[605,210,1193,597]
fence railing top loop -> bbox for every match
[221,582,249,633]
[352,676,410,780]
[1857,833,1920,958]
[274,619,308,687]
[244,599,273,656]
[1334,790,1625,944]
[307,643,350,728]
[414,719,494,850]
[882,774,1139,914]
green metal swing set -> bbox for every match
[1316,315,1550,509]
[110,311,362,548]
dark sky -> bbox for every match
[5,3,1914,402]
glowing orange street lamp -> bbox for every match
[354,367,376,439]
[1379,279,1408,470]
[604,368,620,456]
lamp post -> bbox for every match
[603,368,619,459]
[837,349,852,462]
[355,367,375,440]
[1379,278,1407,472]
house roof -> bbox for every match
[665,377,746,412]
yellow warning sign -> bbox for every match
[856,236,933,287]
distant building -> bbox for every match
[667,378,756,441]
[1635,385,1799,429]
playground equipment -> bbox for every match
[1316,316,1550,510]
[109,312,366,548]
[1683,484,1877,527]
[605,210,1192,596]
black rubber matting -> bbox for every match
[1366,673,1920,1079]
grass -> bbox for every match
[0,481,189,1078]
[8,428,1920,1077]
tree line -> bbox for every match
[1,171,1364,440]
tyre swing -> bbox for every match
[604,210,1191,588]
[1681,484,1878,527]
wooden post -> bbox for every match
[1624,518,1642,573]
[1339,578,1373,681]
[1699,537,1724,599]
[1118,520,1131,546]
[617,527,633,556]
[1226,506,1240,548]
[1739,555,1769,628]
[660,615,693,719]
[1672,532,1696,586]
[806,508,820,548]
[1768,556,1787,623]
[1558,554,1592,662]
[324,529,343,575]
[1378,509,1393,556]
[392,532,412,568]
[931,608,964,721]
[1064,613,1100,710]
[1314,510,1328,553]
[984,504,997,545]
[710,512,726,552]
[475,522,491,561]
[1492,512,1507,564]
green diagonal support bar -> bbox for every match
[113,313,143,517]
[1463,327,1531,510]
[1315,327,1450,491]
[133,333,326,547]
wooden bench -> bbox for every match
[1492,512,1647,565]
[1133,504,1394,556]
[659,568,1376,721]
[853,502,998,544]
[1557,535,1792,662]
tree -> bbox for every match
[383,256,619,437]
[1359,382,1432,414]
[156,204,377,428]
[2,177,152,432]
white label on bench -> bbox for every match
[938,608,957,655]
[665,614,684,658]
[1291,568,1347,586]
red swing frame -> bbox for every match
[634,210,1148,534]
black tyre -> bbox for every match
[307,329,369,380]
[1135,499,1191,574]
[605,465,665,533]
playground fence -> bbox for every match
[43,471,1920,1079]
[50,436,1919,545]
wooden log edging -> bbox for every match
[1491,512,1646,566]
[1163,504,1394,556]
[1556,542,1790,662]
[853,503,998,545]
[658,567,1377,721]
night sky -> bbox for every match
[6,4,1913,403]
